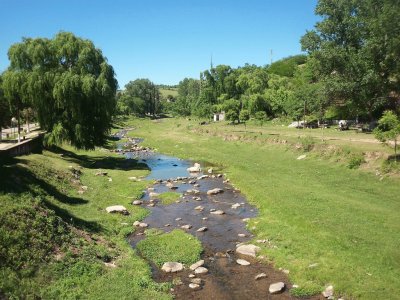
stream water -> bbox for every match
[116,132,321,300]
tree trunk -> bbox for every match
[0,127,2,141]
[17,108,21,143]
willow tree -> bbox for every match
[2,32,117,149]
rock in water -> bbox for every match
[197,227,208,232]
[161,262,183,273]
[207,188,224,195]
[149,192,159,198]
[236,259,250,266]
[210,210,225,215]
[106,205,128,214]
[269,282,285,294]
[187,163,201,173]
[194,267,208,274]
[132,200,143,205]
[181,224,192,230]
[190,260,205,270]
[231,203,241,209]
[236,244,261,257]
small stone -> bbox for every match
[238,233,246,237]
[269,282,285,294]
[81,186,88,190]
[282,269,290,274]
[197,227,208,232]
[207,168,213,174]
[210,210,225,215]
[189,283,200,290]
[139,222,148,228]
[164,224,171,227]
[161,262,183,273]
[322,285,334,298]
[108,177,113,182]
[188,274,195,278]
[242,218,250,222]
[147,187,155,192]
[194,184,200,187]
[297,154,307,160]
[236,259,250,266]
[147,203,155,207]
[195,205,204,211]
[104,262,117,268]
[255,273,267,280]
[132,200,143,205]
[175,218,182,221]
[194,266,208,274]
[191,278,202,284]
[133,221,140,226]
[190,260,205,270]
[193,197,202,201]
[217,174,223,178]
[202,217,208,220]
[207,188,224,195]
[181,224,192,230]
[106,205,128,214]
[231,203,241,209]
[236,244,261,257]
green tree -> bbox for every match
[0,75,12,141]
[301,0,400,120]
[239,109,250,123]
[124,79,160,116]
[254,111,267,126]
[374,111,400,161]
[2,32,117,149]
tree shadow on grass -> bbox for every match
[50,146,149,171]
[0,158,102,233]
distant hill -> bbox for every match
[267,54,307,77]
[157,85,178,99]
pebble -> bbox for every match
[189,283,200,290]
[238,233,246,237]
[197,227,208,232]
[191,278,202,284]
[210,210,225,215]
[269,282,285,294]
[188,274,195,278]
[236,259,250,266]
[202,217,208,220]
[190,260,205,270]
[161,262,183,273]
[194,267,208,274]
[181,224,192,230]
[164,224,171,227]
[255,273,267,280]
[175,218,182,221]
[139,222,148,228]
[231,203,241,209]
[322,285,334,298]
[195,206,204,211]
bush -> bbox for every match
[347,154,365,169]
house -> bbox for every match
[213,111,225,122]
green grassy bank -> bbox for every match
[0,143,176,299]
[125,117,400,299]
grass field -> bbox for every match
[159,88,178,99]
[123,117,400,299]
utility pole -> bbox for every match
[270,49,273,65]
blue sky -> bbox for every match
[0,0,319,88]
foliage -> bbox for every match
[136,229,202,267]
[239,109,250,123]
[374,110,400,160]
[347,153,365,169]
[254,111,267,126]
[267,55,307,77]
[2,32,118,149]
[299,136,315,152]
[0,75,12,139]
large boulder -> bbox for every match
[161,262,183,273]
[236,244,261,257]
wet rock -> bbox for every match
[194,184,200,187]
[133,221,140,226]
[198,175,209,179]
[132,200,143,205]
[202,217,208,220]
[189,180,196,184]
[195,205,204,211]
[164,224,171,227]
[187,189,200,195]
[297,154,307,160]
[207,188,224,195]
[139,222,148,228]
[181,224,192,230]
[190,260,205,270]
[189,283,201,290]
[236,259,250,266]
[149,192,159,198]
[147,203,155,207]
[197,227,208,232]
[106,205,128,214]
[210,208,216,212]
[231,203,241,209]
[210,210,225,215]
[161,262,183,273]
[194,267,208,274]
[193,196,202,201]
[255,273,267,280]
[175,218,182,221]
[147,187,155,192]
[322,285,334,298]
[269,282,285,294]
[217,174,223,178]
[238,233,246,237]
[236,244,261,257]
[187,163,201,173]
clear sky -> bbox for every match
[0,0,319,88]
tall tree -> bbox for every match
[301,0,400,120]
[2,32,117,149]
[124,79,160,116]
[0,75,12,141]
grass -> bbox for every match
[159,88,178,98]
[136,229,202,267]
[158,191,181,205]
[0,143,172,299]
[123,116,400,299]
